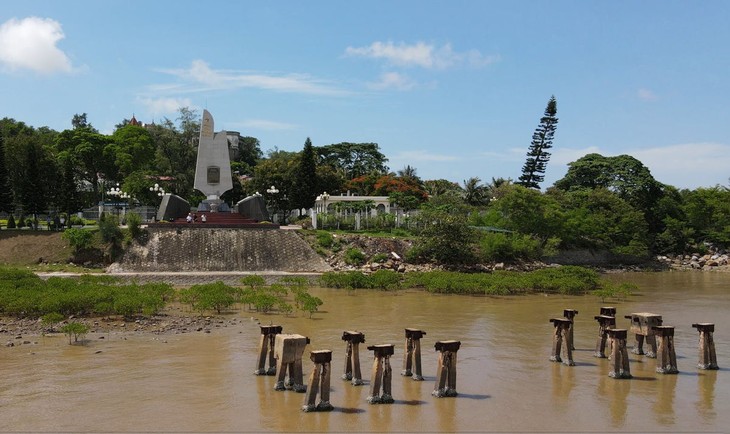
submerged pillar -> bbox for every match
[402,328,426,380]
[692,323,718,370]
[653,326,678,374]
[594,315,616,358]
[432,340,461,397]
[549,318,574,366]
[625,312,662,358]
[302,350,334,412]
[366,344,395,404]
[342,331,365,385]
[273,334,309,392]
[607,329,632,379]
[254,325,282,375]
[563,309,578,350]
[600,306,617,317]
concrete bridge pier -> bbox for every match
[563,309,578,350]
[255,325,282,375]
[692,323,718,370]
[653,326,678,374]
[625,313,662,358]
[366,344,395,404]
[342,331,365,385]
[402,328,426,380]
[273,334,309,392]
[607,329,632,379]
[594,315,616,358]
[302,350,334,412]
[549,318,575,366]
[432,340,461,398]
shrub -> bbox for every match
[17,215,26,228]
[316,231,334,248]
[62,228,95,254]
[344,247,366,266]
[126,212,143,239]
[370,253,389,263]
[61,321,89,344]
[6,215,16,229]
[370,269,401,290]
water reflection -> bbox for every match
[696,369,717,423]
[653,373,677,425]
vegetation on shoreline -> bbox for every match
[0,267,324,321]
[320,266,623,296]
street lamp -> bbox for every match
[321,191,330,213]
[266,185,279,223]
[106,183,121,216]
[149,183,166,197]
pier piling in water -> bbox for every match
[607,329,632,379]
[254,325,282,375]
[549,318,575,366]
[402,328,426,380]
[342,331,365,385]
[594,314,616,358]
[273,334,309,392]
[625,312,662,358]
[653,326,678,374]
[563,309,578,350]
[692,323,718,370]
[432,340,461,398]
[366,344,395,404]
[302,350,334,412]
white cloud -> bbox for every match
[138,96,194,116]
[550,146,602,165]
[345,41,499,69]
[238,119,297,131]
[0,17,73,74]
[368,72,416,91]
[631,142,730,188]
[155,60,347,96]
[637,88,658,101]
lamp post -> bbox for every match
[321,191,330,213]
[106,183,122,217]
[149,183,166,222]
[266,185,279,223]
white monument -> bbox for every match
[194,110,233,211]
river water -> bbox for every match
[1,272,728,433]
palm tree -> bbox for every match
[462,177,488,206]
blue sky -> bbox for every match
[1,1,729,189]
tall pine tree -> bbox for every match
[290,138,318,216]
[518,95,558,189]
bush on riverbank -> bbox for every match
[0,267,173,318]
[320,266,603,295]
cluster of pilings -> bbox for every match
[549,307,719,379]
[253,325,462,412]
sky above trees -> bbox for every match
[1,1,729,189]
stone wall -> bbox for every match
[109,228,331,273]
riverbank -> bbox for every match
[2,306,256,347]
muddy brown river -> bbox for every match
[2,272,728,432]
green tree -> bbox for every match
[0,135,14,216]
[682,186,730,246]
[409,207,477,265]
[18,141,47,220]
[316,142,388,179]
[56,154,82,225]
[462,177,489,206]
[109,124,156,177]
[491,184,564,243]
[518,96,558,189]
[423,179,462,198]
[553,153,667,245]
[290,138,318,215]
[237,136,263,169]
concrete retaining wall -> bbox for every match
[110,228,331,273]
